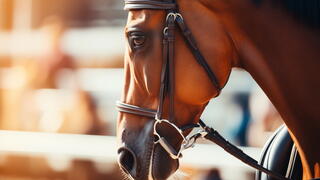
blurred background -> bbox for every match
[0,0,283,179]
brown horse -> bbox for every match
[117,0,320,179]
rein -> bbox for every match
[117,0,291,179]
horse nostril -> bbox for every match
[118,147,136,174]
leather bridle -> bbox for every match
[117,0,291,179]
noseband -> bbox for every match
[117,0,291,179]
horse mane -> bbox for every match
[254,0,320,28]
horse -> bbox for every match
[116,0,320,179]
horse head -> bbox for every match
[116,0,237,179]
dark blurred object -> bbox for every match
[256,125,302,180]
[202,169,222,180]
[233,92,251,146]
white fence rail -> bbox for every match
[0,130,261,172]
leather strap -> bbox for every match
[167,13,176,121]
[116,101,156,118]
[156,34,169,120]
[198,120,291,180]
[119,1,291,180]
[175,16,221,92]
[124,0,176,10]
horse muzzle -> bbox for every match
[117,120,181,180]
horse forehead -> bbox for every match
[126,10,164,28]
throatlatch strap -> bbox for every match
[175,15,221,92]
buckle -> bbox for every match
[153,119,207,159]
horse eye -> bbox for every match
[129,32,146,49]
[133,36,145,46]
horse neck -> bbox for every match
[214,0,320,177]
[221,0,320,124]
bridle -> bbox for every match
[118,0,221,159]
[117,0,291,179]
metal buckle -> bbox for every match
[165,12,183,21]
[166,12,176,21]
[182,129,207,149]
[163,27,168,36]
[163,13,183,36]
[174,13,183,21]
[153,118,208,159]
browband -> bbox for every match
[124,0,176,10]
